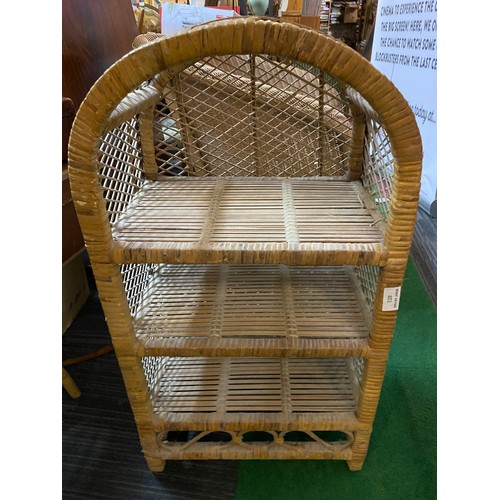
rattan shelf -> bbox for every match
[131,264,371,357]
[68,18,422,472]
[148,357,361,429]
[145,357,363,460]
[111,178,387,266]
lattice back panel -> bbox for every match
[121,263,158,318]
[142,356,167,394]
[154,55,353,178]
[361,118,394,219]
[98,117,145,224]
[354,265,380,313]
[352,264,378,383]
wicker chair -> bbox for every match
[68,17,422,472]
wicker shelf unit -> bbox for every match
[68,18,422,472]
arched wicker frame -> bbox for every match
[68,17,422,472]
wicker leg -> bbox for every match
[62,366,81,399]
[349,351,389,471]
[145,456,166,472]
[347,429,371,471]
[347,460,364,471]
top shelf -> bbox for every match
[111,177,387,267]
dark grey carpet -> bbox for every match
[62,268,240,499]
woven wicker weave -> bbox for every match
[68,17,422,472]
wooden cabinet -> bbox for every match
[62,0,139,330]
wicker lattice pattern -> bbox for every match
[351,357,365,386]
[142,356,166,390]
[120,263,158,317]
[98,117,145,224]
[354,265,380,312]
[361,119,394,219]
[154,55,352,178]
[152,99,187,177]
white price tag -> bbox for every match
[382,286,401,311]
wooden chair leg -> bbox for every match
[62,344,114,367]
[63,366,81,399]
[62,344,114,399]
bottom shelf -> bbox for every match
[144,357,365,459]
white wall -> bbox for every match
[370,0,437,216]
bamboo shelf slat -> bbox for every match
[148,357,361,432]
[132,264,371,358]
[111,178,387,266]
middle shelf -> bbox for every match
[126,263,374,357]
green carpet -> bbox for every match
[235,258,437,500]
